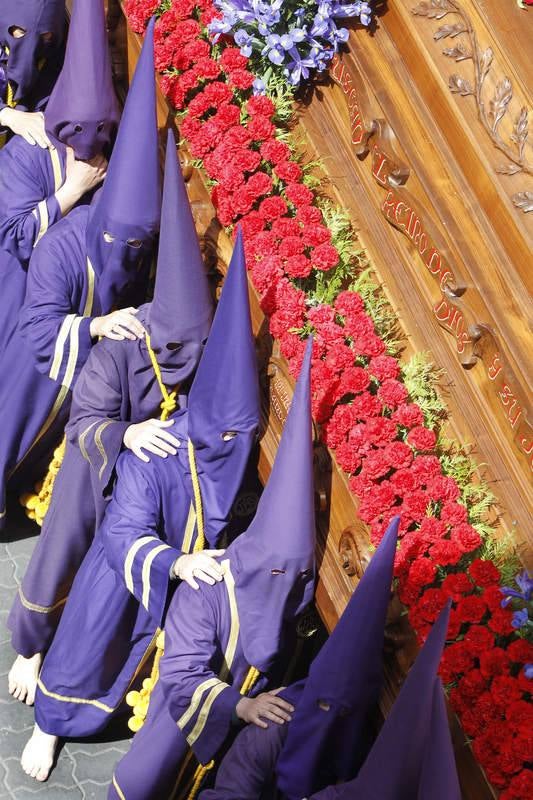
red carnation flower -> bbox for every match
[228,68,255,90]
[429,538,463,567]
[296,205,323,225]
[455,595,488,624]
[220,46,248,72]
[369,354,400,382]
[491,675,523,709]
[439,500,468,525]
[285,254,312,278]
[302,223,332,248]
[377,378,408,409]
[271,217,300,238]
[365,417,397,447]
[441,572,474,600]
[392,402,424,429]
[468,559,501,588]
[311,242,339,272]
[285,182,314,206]
[426,475,461,503]
[407,426,437,452]
[390,467,419,495]
[246,172,273,199]
[274,160,303,183]
[260,138,291,164]
[452,522,482,554]
[246,95,275,118]
[479,648,511,679]
[247,114,275,141]
[407,557,438,589]
[336,366,370,398]
[259,195,288,221]
[463,624,494,656]
[279,235,305,259]
[507,639,533,664]
[335,441,363,474]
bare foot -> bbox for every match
[8,652,42,705]
[21,723,58,782]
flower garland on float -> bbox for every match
[125,2,532,796]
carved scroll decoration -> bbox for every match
[412,0,532,213]
[330,54,533,475]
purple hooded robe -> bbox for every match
[0,0,65,126]
[199,516,401,800]
[8,129,213,658]
[107,338,317,800]
[0,19,161,527]
[0,0,120,372]
[34,232,261,742]
[308,605,461,800]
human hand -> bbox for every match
[89,308,144,341]
[123,419,180,462]
[56,147,107,213]
[0,109,51,148]
[235,688,294,729]
[173,551,226,590]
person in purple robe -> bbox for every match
[0,0,65,147]
[7,128,213,706]
[20,231,262,783]
[0,0,119,266]
[0,0,119,373]
[0,18,161,531]
[107,338,317,800]
[307,603,461,800]
[200,601,459,800]
[198,515,400,800]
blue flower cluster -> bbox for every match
[500,570,533,679]
[209,0,372,88]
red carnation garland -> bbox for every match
[125,2,533,794]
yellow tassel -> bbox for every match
[20,436,66,526]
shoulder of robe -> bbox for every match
[31,206,88,264]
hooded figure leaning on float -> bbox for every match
[199,515,401,800]
[200,597,460,800]
[0,0,119,268]
[108,338,317,800]
[7,129,213,708]
[21,229,262,784]
[0,19,161,535]
[307,603,461,800]
[0,0,65,147]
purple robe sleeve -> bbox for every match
[18,236,93,388]
[0,138,63,262]
[66,343,130,493]
[101,453,182,626]
[160,584,243,767]
[200,722,287,800]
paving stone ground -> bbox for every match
[0,498,132,799]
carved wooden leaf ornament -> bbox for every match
[512,191,533,213]
[449,73,473,96]
[412,0,452,20]
[488,78,513,132]
[443,42,471,61]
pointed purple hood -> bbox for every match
[44,0,120,160]
[225,338,316,673]
[276,516,400,798]
[86,17,160,313]
[0,0,65,101]
[146,128,213,384]
[310,603,455,800]
[418,680,462,800]
[186,228,260,547]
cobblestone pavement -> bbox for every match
[0,500,132,799]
